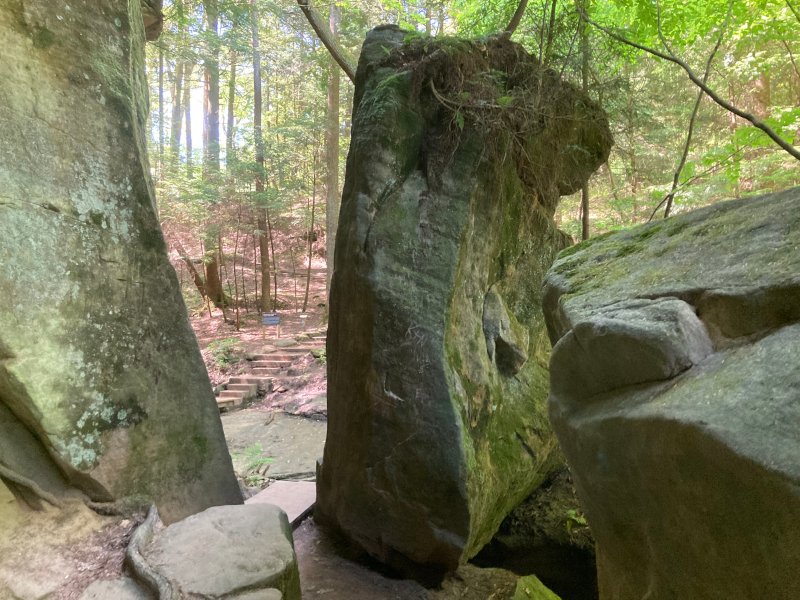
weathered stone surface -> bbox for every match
[544,187,800,599]
[143,504,300,600]
[0,0,241,521]
[317,25,611,573]
[79,577,151,600]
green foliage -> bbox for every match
[311,347,327,364]
[565,508,589,534]
[233,442,274,487]
[207,337,243,367]
[146,0,800,263]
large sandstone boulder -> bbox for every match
[0,0,241,522]
[317,25,611,573]
[142,504,300,599]
[544,187,800,599]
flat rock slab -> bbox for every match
[246,481,316,528]
[144,504,300,600]
[222,410,326,481]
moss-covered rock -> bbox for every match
[316,25,611,574]
[0,0,241,521]
[544,187,800,599]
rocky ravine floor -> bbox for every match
[2,325,558,599]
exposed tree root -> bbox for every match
[124,505,180,600]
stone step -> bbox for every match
[252,360,291,368]
[245,481,316,529]
[229,376,274,393]
[253,368,281,377]
[216,397,237,409]
[217,390,246,400]
[228,376,268,384]
[226,383,257,399]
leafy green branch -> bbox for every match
[579,6,800,162]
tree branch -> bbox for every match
[505,0,530,36]
[783,39,800,87]
[786,0,800,24]
[296,0,355,83]
[579,10,800,161]
[650,0,732,220]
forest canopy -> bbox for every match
[144,0,800,317]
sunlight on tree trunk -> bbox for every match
[251,0,272,313]
[325,3,341,298]
[202,0,226,309]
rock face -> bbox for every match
[0,0,241,521]
[544,187,800,599]
[143,504,300,599]
[317,25,611,572]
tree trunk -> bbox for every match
[304,151,318,313]
[203,0,220,175]
[578,0,591,240]
[232,210,241,330]
[202,0,225,307]
[325,4,341,297]
[158,45,165,178]
[170,60,184,158]
[226,48,237,165]
[251,0,272,313]
[174,239,207,300]
[184,64,194,176]
[753,72,771,119]
[296,0,355,82]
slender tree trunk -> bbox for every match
[578,0,591,240]
[505,0,530,37]
[753,72,771,119]
[174,240,207,300]
[232,210,241,331]
[325,4,341,297]
[217,237,230,321]
[203,0,221,175]
[251,0,272,313]
[184,63,194,176]
[170,61,184,159]
[226,48,237,165]
[542,0,558,65]
[296,0,355,82]
[202,0,225,308]
[252,229,259,310]
[304,150,318,312]
[258,212,272,311]
[268,209,278,306]
[158,45,165,177]
[425,4,432,34]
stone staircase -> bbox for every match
[215,330,326,410]
[215,380,261,410]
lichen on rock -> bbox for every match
[0,0,241,523]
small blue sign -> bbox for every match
[262,312,280,326]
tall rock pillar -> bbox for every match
[0,0,242,522]
[316,26,612,573]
